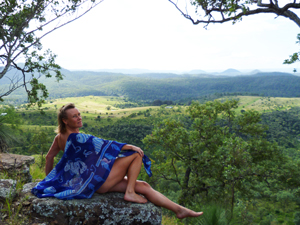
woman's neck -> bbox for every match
[66,128,80,134]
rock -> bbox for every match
[0,153,35,183]
[20,182,162,225]
[0,179,17,202]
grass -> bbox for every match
[41,96,139,113]
[30,154,62,181]
[17,95,300,123]
[0,171,28,224]
[11,95,300,134]
[162,215,183,225]
[220,96,300,113]
[11,95,300,116]
[17,96,162,120]
[30,154,52,181]
[18,124,56,132]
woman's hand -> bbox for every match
[132,146,144,157]
[122,144,144,157]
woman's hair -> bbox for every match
[56,103,75,134]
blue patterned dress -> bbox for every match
[31,133,152,200]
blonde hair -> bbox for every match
[55,103,75,134]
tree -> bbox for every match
[28,130,52,154]
[284,33,300,70]
[143,100,288,216]
[168,0,300,66]
[168,0,300,27]
[0,106,21,152]
[0,0,103,107]
[0,116,18,152]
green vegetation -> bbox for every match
[0,0,103,108]
[144,100,299,224]
[169,0,300,28]
[2,95,300,224]
[168,0,300,71]
[3,71,300,107]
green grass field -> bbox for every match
[13,95,300,124]
[43,96,122,112]
[40,96,161,118]
[220,96,300,113]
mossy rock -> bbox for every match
[19,182,162,225]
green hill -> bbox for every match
[1,68,299,103]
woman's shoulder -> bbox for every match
[56,132,78,138]
[55,133,71,150]
[55,133,66,140]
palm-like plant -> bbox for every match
[0,115,19,153]
[195,204,230,225]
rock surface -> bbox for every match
[0,179,17,202]
[0,154,162,225]
[19,182,162,225]
[0,153,35,183]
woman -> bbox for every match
[32,103,203,219]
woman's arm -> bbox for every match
[121,144,144,157]
[45,135,61,176]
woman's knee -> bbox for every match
[140,181,151,188]
[132,153,143,164]
[136,181,152,194]
[134,153,143,159]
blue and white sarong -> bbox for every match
[31,133,152,200]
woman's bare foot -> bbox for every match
[124,191,148,204]
[176,206,203,219]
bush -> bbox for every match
[294,212,300,225]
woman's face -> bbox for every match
[63,107,83,129]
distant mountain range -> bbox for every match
[1,67,300,103]
[93,68,223,75]
[89,68,296,76]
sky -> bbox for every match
[40,0,300,73]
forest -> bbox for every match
[1,95,300,225]
[2,69,300,105]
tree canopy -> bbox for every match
[143,100,298,218]
[169,0,300,67]
[168,0,300,27]
[0,0,103,107]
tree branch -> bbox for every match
[168,0,300,27]
[171,158,182,187]
[12,0,105,63]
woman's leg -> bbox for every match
[96,153,147,203]
[108,178,203,219]
[122,152,147,203]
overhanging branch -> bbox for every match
[168,0,300,27]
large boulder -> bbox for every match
[0,153,35,183]
[19,182,162,225]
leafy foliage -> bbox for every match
[28,131,52,155]
[144,100,286,212]
[261,107,300,149]
[2,98,300,223]
[0,106,21,152]
[4,71,300,106]
[284,33,300,71]
[169,0,300,69]
[0,0,103,108]
[195,203,230,225]
[168,0,300,27]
